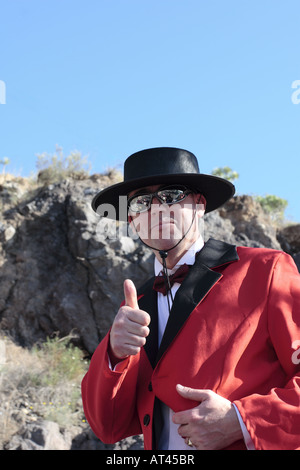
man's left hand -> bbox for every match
[172,384,243,450]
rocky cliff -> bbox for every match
[0,172,299,449]
[1,174,299,354]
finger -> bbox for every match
[116,342,143,358]
[172,403,198,426]
[126,319,150,337]
[124,279,139,309]
[127,308,151,327]
[176,384,211,402]
[172,410,190,426]
[178,423,192,438]
[110,329,147,358]
[126,332,148,346]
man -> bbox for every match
[82,147,300,450]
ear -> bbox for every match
[127,214,138,236]
[199,193,207,209]
[193,193,206,217]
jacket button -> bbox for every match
[143,414,150,426]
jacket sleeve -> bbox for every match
[81,331,142,444]
[234,252,300,450]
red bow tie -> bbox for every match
[153,263,190,295]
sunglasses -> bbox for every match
[127,185,193,214]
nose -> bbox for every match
[150,197,170,214]
[152,195,162,205]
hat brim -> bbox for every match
[92,173,235,221]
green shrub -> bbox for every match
[211,166,239,183]
[255,194,288,222]
[0,334,89,440]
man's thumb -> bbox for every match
[124,279,139,309]
[176,384,210,402]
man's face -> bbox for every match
[127,184,205,252]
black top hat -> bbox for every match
[92,147,235,220]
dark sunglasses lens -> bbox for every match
[129,194,152,212]
[157,187,186,204]
[128,186,190,213]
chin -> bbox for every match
[143,237,183,253]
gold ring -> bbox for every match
[186,438,193,447]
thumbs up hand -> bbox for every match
[109,279,151,361]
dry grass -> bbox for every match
[0,334,89,448]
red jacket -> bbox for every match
[81,239,300,450]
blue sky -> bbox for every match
[1,0,300,221]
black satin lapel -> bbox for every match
[155,264,222,365]
[138,278,158,369]
[198,238,239,268]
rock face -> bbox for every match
[0,176,153,354]
[277,223,300,271]
[218,195,282,249]
[0,175,299,355]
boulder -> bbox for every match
[278,224,300,254]
[5,420,72,450]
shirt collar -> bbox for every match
[154,237,205,276]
